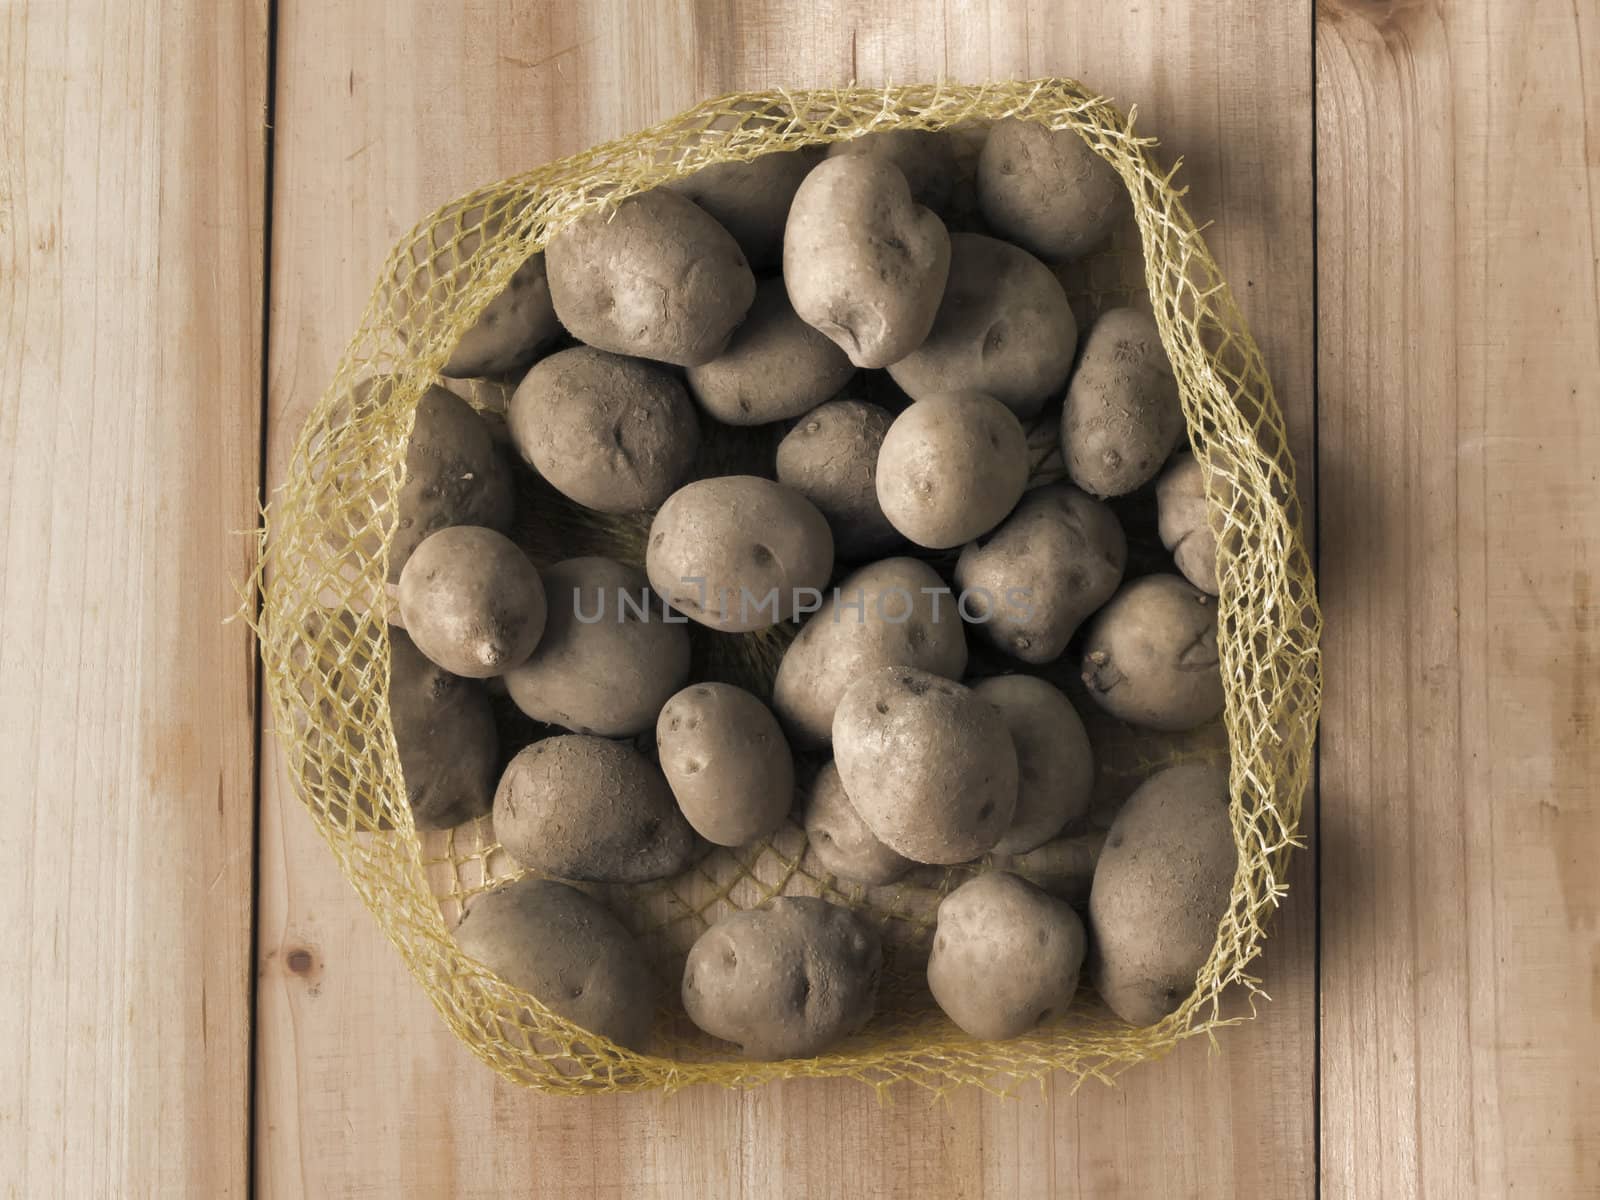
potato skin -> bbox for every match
[876,392,1029,549]
[684,277,856,425]
[887,233,1077,418]
[1060,307,1183,498]
[771,557,968,748]
[972,675,1093,854]
[388,627,498,830]
[545,188,756,366]
[802,761,912,886]
[928,871,1087,1040]
[825,128,958,213]
[454,878,655,1050]
[783,156,951,368]
[391,385,515,582]
[646,476,834,632]
[997,830,1107,907]
[977,117,1125,261]
[832,667,1018,864]
[396,526,546,678]
[493,735,696,883]
[1080,574,1224,732]
[668,145,822,268]
[509,347,699,514]
[1089,764,1234,1025]
[656,683,794,846]
[682,897,882,1060]
[503,557,690,737]
[1156,450,1226,595]
[774,399,902,559]
[953,484,1126,664]
[442,251,563,378]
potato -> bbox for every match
[783,156,951,368]
[998,830,1107,907]
[1080,574,1224,731]
[977,117,1125,261]
[504,556,690,737]
[927,871,1087,1040]
[391,384,515,582]
[802,761,912,886]
[953,484,1126,664]
[545,188,756,366]
[684,277,856,425]
[831,667,1018,864]
[442,251,563,378]
[656,683,794,846]
[774,399,901,559]
[493,735,696,883]
[396,526,546,678]
[646,476,833,632]
[388,627,498,830]
[1089,763,1234,1025]
[1157,450,1228,595]
[875,392,1028,549]
[681,897,882,1059]
[454,878,655,1050]
[886,233,1077,418]
[825,128,958,212]
[669,145,822,268]
[1060,307,1183,497]
[972,675,1093,854]
[509,346,699,514]
[771,557,968,748]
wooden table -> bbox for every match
[4,1,1597,1195]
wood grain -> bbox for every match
[255,2,1315,1196]
[0,2,267,1196]
[1316,0,1600,1195]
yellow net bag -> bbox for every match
[255,80,1321,1095]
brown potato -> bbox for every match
[927,871,1087,1040]
[1080,574,1224,732]
[875,392,1029,549]
[997,830,1108,907]
[656,683,794,846]
[887,233,1077,418]
[774,399,902,559]
[1060,307,1183,497]
[509,346,699,514]
[396,526,546,678]
[783,156,951,368]
[684,277,856,425]
[545,188,756,366]
[646,476,834,632]
[1089,764,1234,1025]
[503,557,690,737]
[825,127,958,212]
[831,667,1018,864]
[953,483,1126,664]
[388,627,498,830]
[442,251,563,378]
[972,675,1093,854]
[1156,450,1229,595]
[493,735,696,883]
[977,117,1125,261]
[771,557,968,748]
[669,145,822,268]
[802,761,913,886]
[454,878,655,1050]
[391,384,515,582]
[682,897,882,1060]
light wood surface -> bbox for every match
[255,2,1315,1197]
[0,2,267,1197]
[1316,1,1600,1196]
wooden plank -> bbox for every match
[256,2,1315,1195]
[0,2,268,1196]
[1316,0,1600,1196]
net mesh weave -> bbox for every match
[253,80,1322,1096]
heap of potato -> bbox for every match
[388,114,1238,1060]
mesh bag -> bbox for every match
[254,80,1322,1095]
